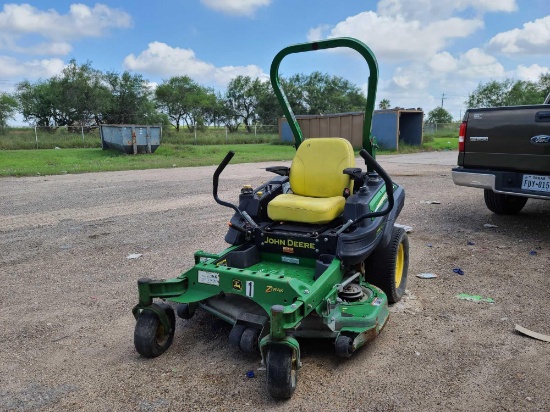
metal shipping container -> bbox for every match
[279,109,423,150]
[100,124,161,154]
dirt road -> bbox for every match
[1,152,548,411]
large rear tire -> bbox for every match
[364,226,409,304]
[484,189,527,215]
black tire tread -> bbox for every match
[239,328,259,353]
[364,226,409,304]
[134,303,175,358]
[266,345,297,399]
[484,189,527,215]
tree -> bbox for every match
[225,76,267,132]
[466,73,550,108]
[17,60,111,129]
[378,98,391,109]
[102,71,161,125]
[54,59,111,128]
[282,71,367,115]
[426,107,453,124]
[0,93,18,132]
[155,76,216,132]
[155,76,191,132]
[17,79,58,128]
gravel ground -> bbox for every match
[0,151,549,412]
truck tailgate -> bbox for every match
[462,105,550,174]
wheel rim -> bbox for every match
[155,323,169,346]
[395,242,404,288]
[290,353,297,388]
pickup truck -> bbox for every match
[452,94,550,214]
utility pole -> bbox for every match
[441,92,447,108]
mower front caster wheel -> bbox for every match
[240,328,260,353]
[266,345,297,399]
[229,324,247,349]
[176,303,194,320]
[134,303,175,358]
[335,335,354,358]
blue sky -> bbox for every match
[1,0,549,124]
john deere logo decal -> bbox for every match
[232,279,242,290]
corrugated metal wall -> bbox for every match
[279,112,364,148]
[279,110,423,150]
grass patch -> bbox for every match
[0,134,457,177]
[423,136,458,151]
[0,144,297,177]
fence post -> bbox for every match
[225,127,228,143]
[194,126,197,145]
[81,125,85,142]
[254,124,257,136]
[35,125,38,149]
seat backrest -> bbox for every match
[290,138,355,198]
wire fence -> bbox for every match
[1,122,459,150]
[423,122,461,137]
[0,124,280,150]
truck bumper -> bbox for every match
[452,167,550,200]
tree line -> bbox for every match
[1,60,548,131]
[424,72,550,124]
[0,60,368,133]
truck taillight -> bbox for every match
[458,122,467,152]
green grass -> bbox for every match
[0,144,297,177]
[0,133,458,177]
[422,136,459,151]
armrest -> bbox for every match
[343,168,363,179]
[343,167,366,190]
[266,166,290,176]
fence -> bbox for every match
[0,124,280,150]
[168,124,278,144]
[423,122,461,137]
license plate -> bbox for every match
[521,174,550,193]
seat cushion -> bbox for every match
[290,138,355,198]
[267,193,345,224]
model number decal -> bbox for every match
[281,256,299,264]
[198,270,219,286]
[470,136,488,142]
[266,285,284,293]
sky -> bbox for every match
[1,0,549,124]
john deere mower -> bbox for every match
[132,38,409,398]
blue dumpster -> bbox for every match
[100,124,161,154]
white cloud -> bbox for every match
[0,3,132,55]
[200,0,270,17]
[488,16,550,55]
[515,64,550,81]
[377,0,516,21]
[306,24,331,42]
[312,11,482,62]
[428,52,458,73]
[455,48,505,78]
[123,42,266,86]
[0,56,65,79]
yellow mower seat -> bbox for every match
[267,138,355,224]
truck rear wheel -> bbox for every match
[483,189,527,214]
